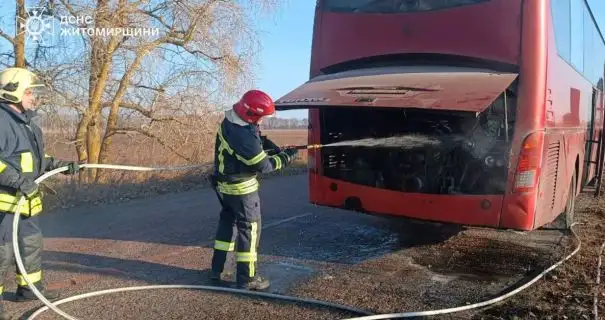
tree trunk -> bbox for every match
[75,116,90,183]
[83,0,118,183]
[14,0,25,67]
[86,37,102,182]
[98,45,155,173]
[87,116,102,182]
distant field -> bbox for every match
[40,128,309,211]
[45,129,308,167]
[262,129,308,163]
[261,129,308,147]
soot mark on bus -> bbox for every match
[317,84,518,196]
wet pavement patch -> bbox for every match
[262,214,401,265]
[217,258,318,294]
[261,260,317,293]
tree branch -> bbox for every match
[0,29,15,45]
[160,1,216,49]
[56,0,89,28]
[51,89,87,113]
[0,52,33,68]
[114,126,193,162]
[138,8,173,30]
[100,102,185,124]
[180,47,225,61]
[131,84,166,93]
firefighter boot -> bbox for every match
[15,287,60,302]
[209,271,222,285]
[237,276,270,291]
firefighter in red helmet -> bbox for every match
[209,89,298,290]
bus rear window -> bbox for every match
[323,0,491,13]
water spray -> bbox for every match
[281,134,444,151]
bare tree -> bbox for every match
[0,0,282,182]
[51,0,279,182]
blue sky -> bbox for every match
[254,1,316,120]
[257,0,605,120]
[587,0,605,33]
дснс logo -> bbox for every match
[16,7,54,44]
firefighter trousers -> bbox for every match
[0,212,45,300]
[211,191,261,285]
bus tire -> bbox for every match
[563,170,577,229]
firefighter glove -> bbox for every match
[17,179,41,218]
[19,179,40,200]
[281,148,298,163]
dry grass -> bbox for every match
[40,128,309,211]
[474,189,605,319]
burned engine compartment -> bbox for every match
[319,90,516,195]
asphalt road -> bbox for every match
[0,174,569,320]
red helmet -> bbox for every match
[233,89,276,124]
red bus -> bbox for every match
[275,0,605,231]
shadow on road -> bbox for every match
[40,251,210,286]
[12,251,217,320]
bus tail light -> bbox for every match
[513,131,544,193]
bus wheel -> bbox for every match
[563,170,577,229]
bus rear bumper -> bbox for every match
[310,175,533,231]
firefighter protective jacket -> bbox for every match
[213,112,292,195]
[0,103,67,216]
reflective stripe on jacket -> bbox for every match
[0,103,65,216]
[213,112,290,195]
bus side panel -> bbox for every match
[586,90,604,185]
[308,108,323,204]
[523,0,600,229]
[499,0,547,230]
[549,54,595,205]
[308,4,323,203]
[534,133,565,227]
[597,91,605,182]
[542,0,597,224]
[534,5,572,228]
[309,4,323,78]
[534,9,558,228]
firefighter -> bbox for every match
[209,89,298,291]
[0,67,81,319]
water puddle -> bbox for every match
[260,260,317,293]
[402,256,511,284]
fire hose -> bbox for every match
[10,163,582,320]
